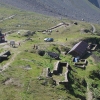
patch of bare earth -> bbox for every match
[87,84,93,100]
[3,78,23,87]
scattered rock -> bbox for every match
[24,65,32,70]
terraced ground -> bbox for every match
[0,0,100,23]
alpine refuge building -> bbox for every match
[68,41,88,58]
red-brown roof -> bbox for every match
[68,41,88,57]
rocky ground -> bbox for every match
[0,0,100,24]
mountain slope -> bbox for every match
[0,0,100,23]
[89,0,100,8]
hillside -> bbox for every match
[89,0,100,8]
[0,0,100,24]
[0,1,100,100]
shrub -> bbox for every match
[89,70,100,79]
[51,46,61,54]
[22,31,35,37]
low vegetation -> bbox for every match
[0,4,100,100]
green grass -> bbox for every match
[0,3,100,100]
[0,3,63,32]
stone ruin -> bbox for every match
[41,61,72,87]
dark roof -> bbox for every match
[0,33,2,36]
[0,31,4,37]
[47,52,59,59]
[68,41,88,57]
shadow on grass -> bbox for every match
[82,51,92,59]
[64,72,86,100]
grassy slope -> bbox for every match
[0,3,100,100]
[0,3,63,32]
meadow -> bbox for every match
[0,3,100,100]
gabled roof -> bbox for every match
[68,41,88,57]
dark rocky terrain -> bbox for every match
[0,0,100,23]
[89,0,100,8]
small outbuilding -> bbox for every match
[68,41,88,58]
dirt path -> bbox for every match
[90,24,96,33]
[0,33,25,73]
[0,51,20,72]
[87,83,93,100]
